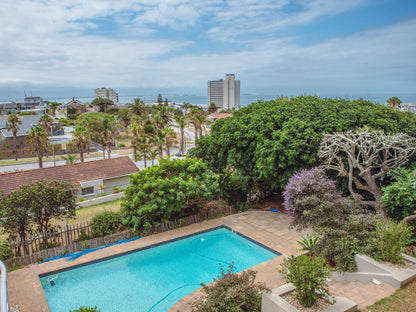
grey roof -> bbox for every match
[0,115,57,138]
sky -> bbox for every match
[1,0,416,101]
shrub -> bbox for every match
[121,158,220,233]
[0,241,13,260]
[280,254,331,308]
[118,143,126,148]
[297,234,318,255]
[91,211,122,238]
[382,168,416,221]
[315,213,379,271]
[372,219,413,264]
[191,263,269,312]
[69,307,100,312]
[283,167,360,230]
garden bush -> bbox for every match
[191,263,269,312]
[283,167,380,271]
[280,254,331,308]
[0,241,13,260]
[121,158,220,233]
[372,219,413,264]
[90,211,122,238]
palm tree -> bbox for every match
[39,114,53,134]
[136,134,153,168]
[387,97,402,110]
[163,128,177,156]
[73,126,89,162]
[153,104,173,130]
[129,98,147,116]
[189,107,205,142]
[173,110,189,156]
[5,114,22,160]
[61,153,78,164]
[102,118,121,159]
[181,102,193,115]
[39,114,53,156]
[129,122,141,162]
[26,125,49,168]
[149,148,158,166]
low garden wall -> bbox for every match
[77,192,124,208]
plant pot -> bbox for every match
[262,283,357,312]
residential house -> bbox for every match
[0,102,20,115]
[0,156,139,198]
[57,99,87,117]
[0,115,59,149]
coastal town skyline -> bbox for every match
[1,0,416,100]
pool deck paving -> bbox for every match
[7,211,396,311]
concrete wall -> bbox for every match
[77,192,124,208]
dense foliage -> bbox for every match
[191,263,269,312]
[192,96,416,198]
[280,255,331,307]
[90,211,122,238]
[382,168,416,221]
[121,158,220,232]
[0,181,76,238]
[283,168,379,271]
[373,219,413,264]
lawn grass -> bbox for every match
[365,279,416,312]
[51,199,122,228]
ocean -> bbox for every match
[2,93,416,107]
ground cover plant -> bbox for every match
[191,263,269,312]
[366,278,416,312]
[121,157,220,233]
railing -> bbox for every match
[0,260,9,312]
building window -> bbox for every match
[81,186,94,195]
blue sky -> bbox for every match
[1,0,416,100]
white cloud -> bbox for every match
[0,0,414,97]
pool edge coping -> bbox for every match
[39,224,281,278]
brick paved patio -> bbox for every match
[7,211,395,311]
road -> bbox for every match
[0,147,192,173]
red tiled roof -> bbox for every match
[0,156,139,196]
[209,113,232,119]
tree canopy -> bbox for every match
[191,96,416,199]
[121,158,220,233]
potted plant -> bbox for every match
[112,186,120,194]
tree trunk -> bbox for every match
[102,146,106,159]
[13,135,18,161]
[144,156,147,168]
[180,129,185,155]
[38,156,43,168]
[133,146,137,161]
[80,149,84,162]
[403,215,416,223]
[108,144,111,159]
[158,145,163,158]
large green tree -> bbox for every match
[121,158,220,232]
[91,98,114,113]
[0,180,77,254]
[191,96,416,199]
[5,113,22,160]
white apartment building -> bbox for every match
[207,74,240,110]
[94,88,119,104]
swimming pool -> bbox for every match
[40,226,280,312]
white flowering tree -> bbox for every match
[319,128,416,218]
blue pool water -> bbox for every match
[40,227,279,312]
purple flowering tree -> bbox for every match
[283,167,362,230]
